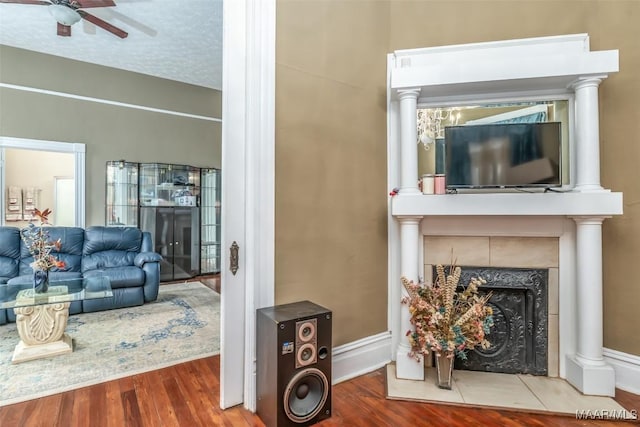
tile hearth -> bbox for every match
[385,364,636,420]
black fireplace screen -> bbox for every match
[433,266,548,375]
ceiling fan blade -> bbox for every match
[0,0,50,4]
[75,0,115,8]
[107,9,156,36]
[77,10,127,38]
[57,22,72,37]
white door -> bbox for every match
[54,177,75,226]
[220,0,275,410]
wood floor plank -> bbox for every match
[104,379,126,427]
[162,375,199,426]
[13,398,39,427]
[70,384,90,427]
[88,382,108,427]
[139,369,181,427]
[0,400,27,427]
[131,374,161,427]
[121,388,144,427]
[171,362,221,426]
[1,355,638,427]
[54,390,76,427]
[34,392,62,426]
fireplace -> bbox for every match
[436,266,548,375]
[423,234,559,376]
[388,34,623,395]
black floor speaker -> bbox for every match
[256,301,332,427]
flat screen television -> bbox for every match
[444,122,562,189]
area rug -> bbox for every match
[0,281,220,406]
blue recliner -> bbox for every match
[0,226,162,324]
[82,226,161,312]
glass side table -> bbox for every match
[0,276,112,364]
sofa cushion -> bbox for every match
[83,227,143,255]
[18,227,84,275]
[83,266,145,288]
[0,227,20,280]
[83,287,144,312]
[82,227,143,272]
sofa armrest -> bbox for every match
[0,285,7,325]
[134,252,162,268]
[139,255,161,303]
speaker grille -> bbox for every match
[283,368,329,423]
[295,319,317,368]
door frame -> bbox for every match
[220,0,276,411]
[0,136,86,227]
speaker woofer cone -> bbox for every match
[283,368,329,423]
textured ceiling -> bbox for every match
[0,0,223,90]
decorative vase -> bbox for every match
[435,354,454,389]
[33,269,50,294]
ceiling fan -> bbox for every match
[0,0,128,38]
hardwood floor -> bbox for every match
[1,355,637,427]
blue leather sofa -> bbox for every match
[0,226,162,325]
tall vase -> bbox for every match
[435,354,454,389]
[33,269,50,294]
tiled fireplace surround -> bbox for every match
[422,234,560,378]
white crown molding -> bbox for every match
[0,83,221,122]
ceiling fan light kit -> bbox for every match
[2,0,128,38]
[48,4,81,26]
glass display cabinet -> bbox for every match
[105,162,220,281]
[138,163,200,207]
[200,168,221,274]
[138,163,201,281]
[105,160,139,226]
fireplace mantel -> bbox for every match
[392,192,623,217]
[386,34,622,396]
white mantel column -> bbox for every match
[566,216,615,396]
[571,77,605,192]
[397,89,421,194]
[395,216,424,380]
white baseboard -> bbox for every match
[603,347,640,395]
[332,332,392,384]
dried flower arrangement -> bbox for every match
[20,208,66,272]
[401,264,494,360]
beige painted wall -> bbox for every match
[4,149,74,227]
[0,46,222,226]
[276,1,640,356]
[275,1,390,346]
